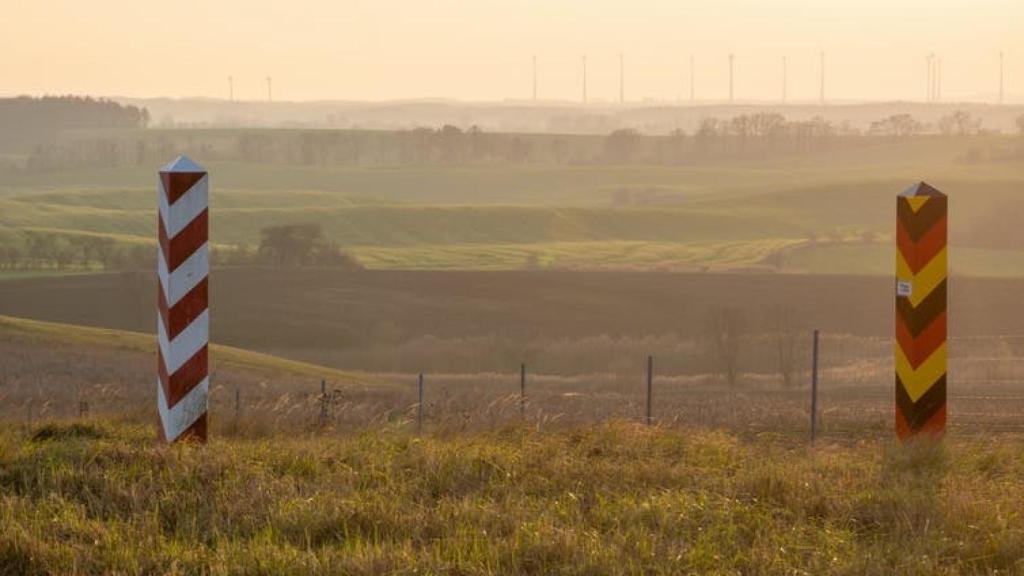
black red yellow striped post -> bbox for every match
[895,182,947,440]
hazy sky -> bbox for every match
[2,0,1020,103]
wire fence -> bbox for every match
[3,331,1024,441]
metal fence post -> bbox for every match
[418,373,424,434]
[646,355,653,426]
[520,363,526,419]
[319,379,327,426]
[811,329,819,442]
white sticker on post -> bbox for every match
[897,281,913,298]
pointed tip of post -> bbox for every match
[899,181,945,198]
[160,155,206,174]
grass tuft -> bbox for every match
[29,422,108,442]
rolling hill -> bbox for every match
[1,134,1023,274]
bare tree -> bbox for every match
[53,241,77,271]
[938,110,982,136]
[603,128,642,163]
[0,245,23,270]
[259,223,326,266]
[79,238,94,269]
[80,236,116,270]
[92,238,117,271]
[258,223,361,269]
[26,233,59,269]
[705,307,745,387]
[767,305,801,388]
[438,125,466,163]
[869,114,923,140]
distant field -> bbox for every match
[3,135,1021,201]
[780,242,1024,277]
[0,200,812,246]
[0,268,899,350]
[4,268,1024,378]
[1,135,1022,273]
[352,239,805,271]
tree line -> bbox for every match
[0,233,152,272]
[217,223,362,269]
[0,224,361,273]
[0,96,149,153]
[14,110,1024,173]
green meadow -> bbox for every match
[2,135,1022,275]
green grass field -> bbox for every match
[351,239,804,271]
[0,314,374,385]
[2,135,1023,274]
[2,421,1023,575]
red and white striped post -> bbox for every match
[157,156,209,443]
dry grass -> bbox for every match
[0,314,375,385]
[2,421,1024,575]
[0,317,393,434]
[3,313,1024,573]
[4,318,1024,440]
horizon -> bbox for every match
[6,94,1024,108]
[3,0,1020,103]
